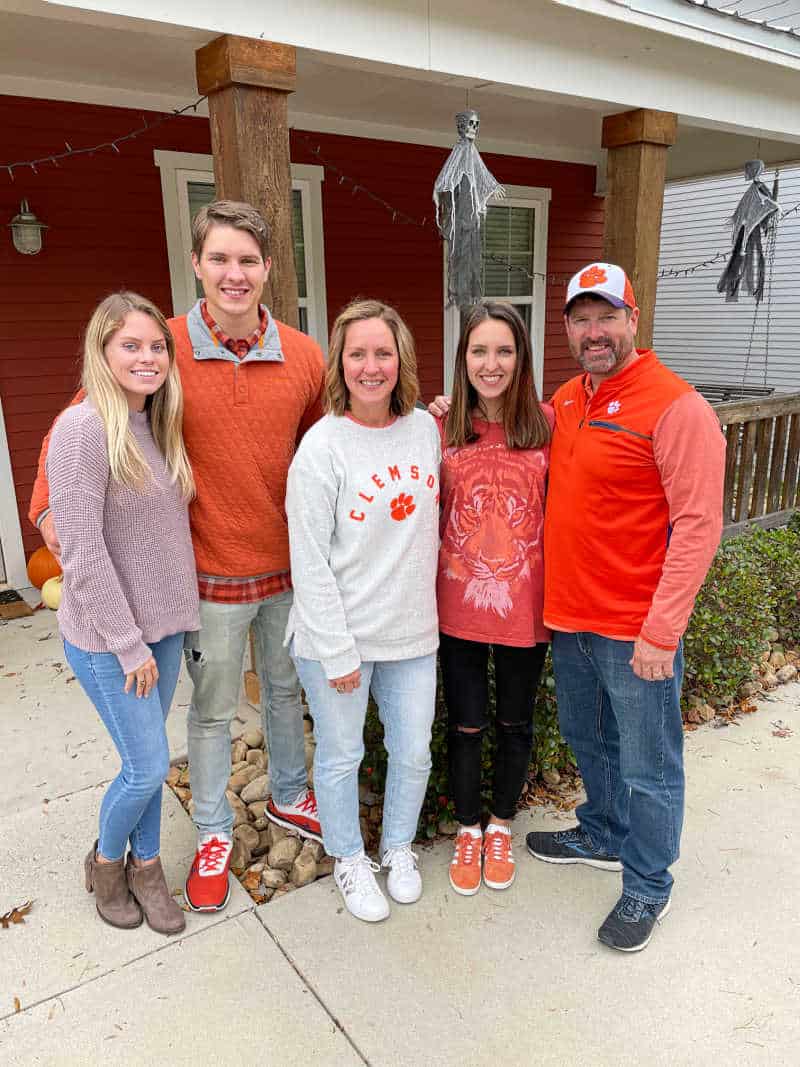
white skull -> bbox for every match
[456,110,480,141]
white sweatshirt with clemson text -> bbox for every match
[285,409,441,678]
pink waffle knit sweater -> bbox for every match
[46,400,200,673]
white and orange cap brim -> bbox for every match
[565,263,636,311]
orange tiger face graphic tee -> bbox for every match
[436,413,553,648]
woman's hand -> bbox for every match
[124,656,159,698]
[40,513,62,564]
[428,395,451,418]
[329,668,361,694]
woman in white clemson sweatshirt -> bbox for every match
[285,298,440,924]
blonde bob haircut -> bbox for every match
[82,292,195,498]
[325,299,419,417]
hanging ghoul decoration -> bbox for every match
[434,110,505,308]
[717,160,779,304]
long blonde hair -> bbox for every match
[81,292,194,497]
[325,298,419,416]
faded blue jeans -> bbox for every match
[185,592,308,838]
[64,633,184,862]
[552,631,685,904]
[292,650,436,859]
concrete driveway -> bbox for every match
[1,606,798,1065]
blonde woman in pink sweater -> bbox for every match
[46,292,199,936]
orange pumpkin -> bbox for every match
[26,545,62,589]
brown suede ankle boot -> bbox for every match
[84,842,143,929]
[126,856,186,935]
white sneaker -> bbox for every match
[334,852,390,923]
[381,844,422,904]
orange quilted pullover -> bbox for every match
[29,309,325,581]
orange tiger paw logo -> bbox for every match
[390,493,416,520]
[579,265,608,288]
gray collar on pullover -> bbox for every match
[186,300,285,365]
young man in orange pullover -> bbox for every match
[526,263,725,951]
[30,201,325,913]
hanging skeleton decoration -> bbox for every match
[717,160,779,303]
[434,110,505,308]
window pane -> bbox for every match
[188,182,217,300]
[186,181,308,309]
[292,189,307,299]
[481,205,534,298]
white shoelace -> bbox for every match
[382,845,418,874]
[485,831,513,861]
[337,854,383,897]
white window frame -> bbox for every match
[154,150,328,351]
[442,184,550,398]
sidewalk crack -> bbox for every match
[257,920,371,1066]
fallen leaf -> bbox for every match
[1,900,33,929]
[771,720,793,738]
[13,997,21,1013]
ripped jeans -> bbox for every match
[439,633,548,826]
[184,592,308,839]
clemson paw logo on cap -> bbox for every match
[579,265,608,288]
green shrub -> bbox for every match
[682,534,772,705]
[360,514,799,837]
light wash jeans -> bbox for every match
[64,632,184,862]
[292,650,436,859]
[552,631,685,904]
[185,592,307,838]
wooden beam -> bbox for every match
[601,109,677,349]
[196,35,299,329]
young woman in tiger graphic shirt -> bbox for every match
[437,302,553,896]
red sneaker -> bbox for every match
[184,835,232,912]
[266,788,323,843]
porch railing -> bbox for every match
[713,392,800,538]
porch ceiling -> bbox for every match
[1,0,798,180]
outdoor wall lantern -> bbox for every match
[8,199,48,255]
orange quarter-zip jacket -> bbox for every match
[543,350,725,650]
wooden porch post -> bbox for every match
[196,35,299,328]
[601,109,677,348]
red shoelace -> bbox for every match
[197,837,231,875]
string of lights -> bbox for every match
[4,105,796,288]
[1,96,207,181]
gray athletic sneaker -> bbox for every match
[525,826,622,871]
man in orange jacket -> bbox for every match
[30,200,325,914]
[526,263,725,951]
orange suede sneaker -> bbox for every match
[483,827,515,890]
[449,829,482,896]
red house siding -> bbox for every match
[1,94,601,560]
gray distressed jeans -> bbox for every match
[184,591,307,838]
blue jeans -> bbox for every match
[292,650,436,859]
[64,633,185,862]
[552,631,685,904]
[185,593,307,838]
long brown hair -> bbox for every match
[445,301,550,450]
[82,292,194,498]
[325,298,419,417]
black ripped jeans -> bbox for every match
[439,632,548,826]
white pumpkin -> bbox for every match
[41,575,63,610]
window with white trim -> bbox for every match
[155,151,328,351]
[443,185,550,396]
